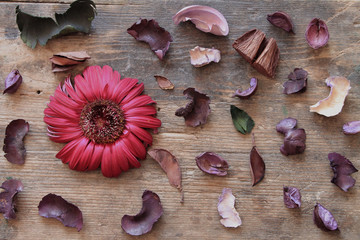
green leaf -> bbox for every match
[16,0,96,48]
[230,105,255,134]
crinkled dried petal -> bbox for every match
[154,75,174,90]
[217,188,242,228]
[3,70,23,94]
[0,179,23,219]
[343,121,360,135]
[283,186,301,208]
[310,76,351,117]
[267,11,294,33]
[127,19,173,60]
[276,117,297,135]
[283,68,308,94]
[3,119,29,165]
[313,203,338,231]
[173,5,229,36]
[250,146,265,186]
[233,78,258,99]
[50,51,90,72]
[195,152,228,176]
[281,129,306,156]
[38,193,83,231]
[121,190,163,236]
[189,46,221,67]
[328,152,358,192]
[305,18,329,49]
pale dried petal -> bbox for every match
[343,121,360,135]
[217,188,242,228]
[189,46,221,67]
[154,75,174,90]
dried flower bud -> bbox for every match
[267,11,294,33]
[305,18,329,49]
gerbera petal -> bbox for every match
[54,85,81,109]
[87,144,104,171]
[64,77,85,104]
[122,142,141,168]
[101,145,121,177]
[75,141,95,171]
[47,101,79,120]
[48,129,83,143]
[121,83,144,104]
[56,137,85,163]
[74,74,96,102]
[113,140,129,172]
[44,116,79,128]
[123,132,147,159]
[112,78,138,103]
[127,123,153,146]
[122,95,156,112]
[67,137,90,170]
[124,106,157,117]
[126,116,161,129]
[83,66,103,100]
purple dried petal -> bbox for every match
[127,19,173,60]
[195,152,229,176]
[283,186,301,208]
[267,11,294,33]
[281,129,306,156]
[328,152,358,192]
[233,78,258,99]
[343,121,360,135]
[3,70,23,94]
[305,18,329,49]
[38,193,83,231]
[276,117,297,134]
[313,203,338,231]
[0,179,23,219]
[217,188,242,228]
[121,190,163,236]
[3,119,29,165]
[175,88,211,127]
[250,146,265,186]
[283,68,308,94]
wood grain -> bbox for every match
[1,0,360,239]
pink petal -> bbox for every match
[125,106,157,117]
[123,133,146,159]
[122,95,156,111]
[87,144,104,171]
[113,78,139,103]
[127,123,153,146]
[121,83,144,104]
[113,140,130,172]
[126,116,161,129]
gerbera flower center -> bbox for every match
[80,100,125,144]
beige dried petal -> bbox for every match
[217,188,242,228]
[189,46,221,67]
[154,75,174,90]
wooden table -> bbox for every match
[1,0,360,239]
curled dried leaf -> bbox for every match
[154,75,174,90]
[0,179,23,219]
[3,70,23,94]
[121,190,163,236]
[3,119,29,165]
[173,5,229,36]
[305,18,329,49]
[189,46,221,67]
[313,203,338,231]
[283,68,308,94]
[343,121,360,135]
[250,135,265,186]
[233,78,258,99]
[195,152,228,176]
[38,193,83,231]
[267,11,294,33]
[50,51,90,72]
[310,76,351,117]
[276,117,297,134]
[127,19,173,60]
[283,186,301,208]
[217,188,242,228]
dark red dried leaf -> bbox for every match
[313,203,338,231]
[328,152,358,192]
[121,190,163,236]
[50,51,90,73]
[283,186,301,208]
[250,134,265,186]
[0,179,23,219]
[175,88,211,127]
[283,68,308,94]
[233,78,258,99]
[127,19,173,60]
[305,18,329,49]
[281,129,306,156]
[3,119,29,165]
[276,117,297,134]
[343,121,360,135]
[267,11,294,33]
[38,193,83,231]
[3,70,23,94]
[195,152,229,176]
[154,75,174,90]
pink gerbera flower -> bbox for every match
[44,65,161,177]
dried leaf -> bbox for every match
[189,46,221,67]
[50,51,90,72]
[305,18,329,49]
[217,188,242,228]
[195,152,228,176]
[0,179,23,219]
[233,77,258,99]
[313,203,338,231]
[250,134,265,186]
[3,70,23,94]
[343,121,360,135]
[283,68,308,94]
[230,105,254,134]
[154,75,174,90]
[283,186,301,208]
[267,11,294,33]
[276,117,297,135]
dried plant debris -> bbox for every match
[328,152,358,192]
[173,5,229,36]
[38,193,83,231]
[127,19,173,60]
[267,11,294,33]
[313,203,338,231]
[121,190,163,236]
[310,76,350,117]
[305,18,329,49]
[233,77,258,99]
[50,51,90,72]
[0,179,23,219]
[16,0,96,48]
[283,186,301,208]
[3,70,23,94]
[154,75,174,90]
[233,29,280,78]
[217,188,242,228]
[343,121,360,135]
[3,119,29,165]
[283,68,308,94]
[175,88,211,127]
[230,105,254,134]
[189,46,221,67]
[195,152,229,176]
[276,118,306,156]
[250,134,265,186]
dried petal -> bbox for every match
[148,149,182,190]
[127,19,173,60]
[189,46,221,67]
[250,141,265,186]
[233,78,258,99]
[50,51,90,73]
[276,117,297,134]
[313,203,338,231]
[281,129,306,156]
[217,188,242,228]
[0,179,23,219]
[305,18,329,49]
[121,190,163,236]
[310,76,351,117]
[283,186,301,208]
[328,152,358,192]
[267,11,294,33]
[154,75,174,90]
[175,88,211,127]
[3,70,23,94]
[3,119,29,165]
[195,152,228,176]
[343,121,360,135]
[38,193,83,231]
[283,68,308,94]
[230,105,254,134]
[173,5,229,36]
